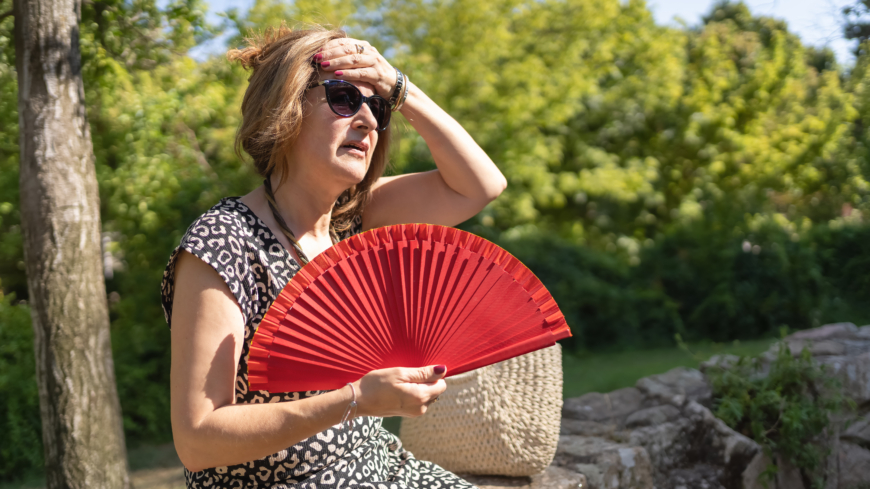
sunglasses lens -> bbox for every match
[327,83,361,116]
[369,97,390,130]
[323,82,390,130]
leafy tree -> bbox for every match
[844,0,870,56]
[3,0,870,481]
[15,0,130,485]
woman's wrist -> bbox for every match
[345,380,364,419]
[397,81,423,116]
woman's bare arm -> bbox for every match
[170,251,446,472]
[363,84,507,229]
[313,38,506,230]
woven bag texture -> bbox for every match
[399,344,563,476]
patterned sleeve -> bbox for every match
[160,204,254,328]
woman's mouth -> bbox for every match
[339,140,369,159]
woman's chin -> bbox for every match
[331,158,368,187]
[332,156,370,183]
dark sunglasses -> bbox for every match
[316,80,391,131]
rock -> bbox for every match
[842,339,870,356]
[685,401,760,470]
[742,452,770,489]
[460,466,588,489]
[818,352,870,405]
[786,339,847,357]
[838,442,870,489]
[775,455,806,489]
[635,367,712,406]
[561,387,644,427]
[667,464,725,489]
[555,323,870,488]
[629,401,759,489]
[760,326,870,405]
[629,419,695,487]
[824,424,840,489]
[742,453,807,489]
[700,354,740,373]
[560,419,615,438]
[554,435,654,489]
[790,323,858,340]
[532,467,588,489]
[842,413,870,446]
[625,405,681,429]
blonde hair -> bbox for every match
[227,24,392,233]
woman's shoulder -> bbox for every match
[180,197,259,252]
[161,197,269,327]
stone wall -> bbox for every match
[463,323,870,489]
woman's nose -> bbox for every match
[353,101,378,132]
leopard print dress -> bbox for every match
[161,197,476,489]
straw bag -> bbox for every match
[399,344,563,476]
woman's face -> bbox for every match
[289,77,380,190]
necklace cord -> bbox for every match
[263,178,338,266]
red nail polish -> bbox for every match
[335,70,343,76]
[434,365,446,374]
[314,53,322,61]
[321,61,330,67]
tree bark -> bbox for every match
[14,0,131,487]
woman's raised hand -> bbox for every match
[354,365,447,418]
[316,38,399,99]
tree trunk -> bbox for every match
[14,0,131,487]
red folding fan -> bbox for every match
[248,224,571,393]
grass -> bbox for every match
[562,338,776,398]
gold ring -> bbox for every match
[356,44,364,54]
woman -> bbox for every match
[162,25,506,489]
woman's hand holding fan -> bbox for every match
[248,224,572,395]
[354,365,447,417]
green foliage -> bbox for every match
[843,0,870,56]
[380,0,860,249]
[706,342,851,487]
[0,13,24,302]
[5,0,870,481]
[85,45,259,444]
[810,221,870,324]
[80,0,220,71]
[0,293,42,481]
[638,218,824,342]
[499,234,683,350]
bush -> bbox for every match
[637,221,824,342]
[499,235,684,351]
[811,222,870,325]
[706,342,851,488]
[0,292,42,480]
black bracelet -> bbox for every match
[389,68,404,110]
[394,74,410,112]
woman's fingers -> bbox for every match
[320,38,374,59]
[317,38,397,98]
[319,53,379,71]
[333,68,378,83]
[400,365,447,384]
[356,366,447,417]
